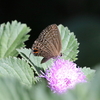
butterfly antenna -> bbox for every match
[29,50,32,59]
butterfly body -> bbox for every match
[32,24,62,63]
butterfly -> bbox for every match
[32,24,62,63]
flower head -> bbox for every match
[41,59,86,94]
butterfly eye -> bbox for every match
[33,48,39,53]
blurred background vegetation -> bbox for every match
[0,0,100,68]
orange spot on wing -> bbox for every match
[33,48,39,54]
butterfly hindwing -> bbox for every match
[32,24,62,63]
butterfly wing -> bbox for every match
[32,24,62,63]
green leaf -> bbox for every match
[88,67,100,100]
[58,24,79,61]
[17,48,53,71]
[0,77,58,100]
[17,24,79,70]
[81,67,95,81]
[0,20,31,58]
[0,57,34,86]
[0,77,31,100]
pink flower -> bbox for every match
[41,59,86,94]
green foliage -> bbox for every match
[0,20,31,58]
[17,48,54,70]
[58,24,79,61]
[81,67,95,81]
[0,57,34,86]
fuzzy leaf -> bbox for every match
[81,67,95,81]
[58,24,79,61]
[17,48,52,71]
[0,77,30,100]
[0,57,34,86]
[0,20,30,58]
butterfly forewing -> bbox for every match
[32,24,62,63]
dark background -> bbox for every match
[0,0,100,68]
